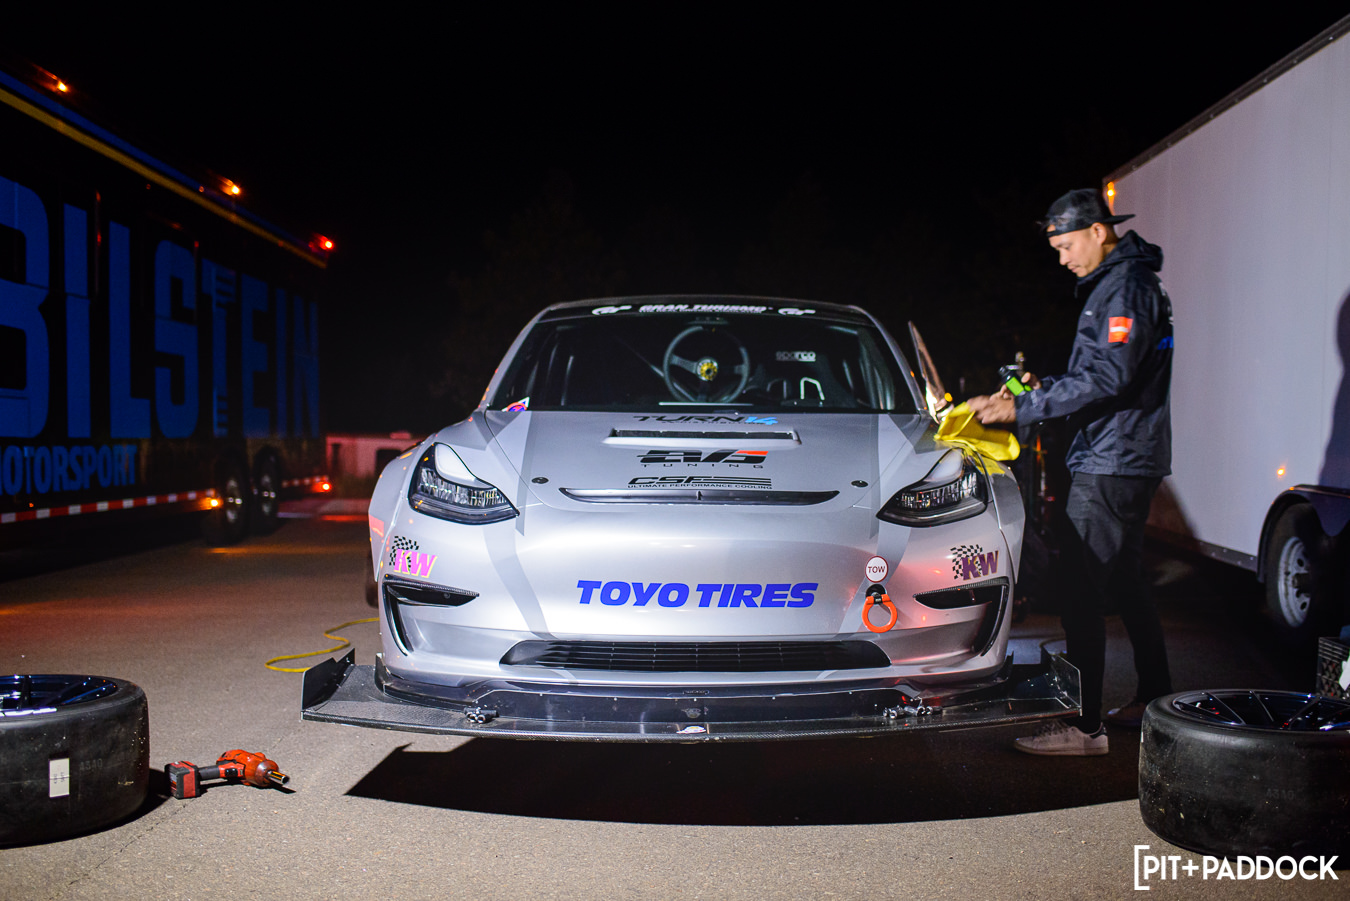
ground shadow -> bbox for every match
[346,725,1139,826]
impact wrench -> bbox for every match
[166,749,289,800]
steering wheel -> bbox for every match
[662,326,751,403]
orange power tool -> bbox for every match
[166,749,289,799]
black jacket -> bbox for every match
[1015,230,1173,477]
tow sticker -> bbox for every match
[865,556,889,582]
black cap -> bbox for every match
[1040,188,1133,236]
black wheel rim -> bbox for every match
[1169,689,1350,732]
[1,675,120,714]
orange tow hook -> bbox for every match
[862,591,898,633]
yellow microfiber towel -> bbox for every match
[935,401,1021,462]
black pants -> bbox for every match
[1061,472,1172,731]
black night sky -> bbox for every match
[6,8,1347,435]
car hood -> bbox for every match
[468,410,935,512]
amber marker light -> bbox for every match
[1105,181,1117,212]
[1276,467,1286,479]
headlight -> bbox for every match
[877,451,987,526]
[408,445,518,524]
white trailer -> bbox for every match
[1109,15,1350,643]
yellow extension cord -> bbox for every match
[265,618,378,672]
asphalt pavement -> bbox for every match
[0,500,1340,900]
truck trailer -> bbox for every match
[1108,15,1350,643]
[1,61,330,546]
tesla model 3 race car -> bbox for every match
[303,297,1079,740]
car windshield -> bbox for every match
[489,309,917,413]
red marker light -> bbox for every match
[320,481,332,492]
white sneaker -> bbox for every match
[1013,721,1108,756]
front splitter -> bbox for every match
[301,649,1080,742]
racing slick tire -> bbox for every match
[0,675,149,845]
[1262,503,1342,647]
[203,458,251,545]
[1139,689,1350,858]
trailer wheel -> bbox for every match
[1139,690,1350,858]
[1263,504,1339,645]
[0,675,149,845]
[203,459,250,545]
[253,458,281,535]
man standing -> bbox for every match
[967,188,1174,756]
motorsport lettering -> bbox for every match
[577,581,817,608]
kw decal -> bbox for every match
[951,544,998,581]
[576,581,817,608]
[389,536,436,578]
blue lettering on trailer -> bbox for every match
[0,171,322,452]
[0,175,49,438]
[0,444,137,494]
[64,204,91,439]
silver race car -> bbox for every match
[303,297,1078,740]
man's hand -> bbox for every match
[996,371,1042,400]
[967,393,1017,425]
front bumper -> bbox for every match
[301,647,1079,742]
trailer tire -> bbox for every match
[203,459,250,545]
[1263,503,1340,645]
[0,675,149,846]
[253,457,281,535]
[1139,690,1350,858]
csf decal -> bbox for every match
[389,535,437,578]
[629,476,771,488]
[639,449,766,465]
[577,580,817,608]
[950,544,998,581]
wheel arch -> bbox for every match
[1257,486,1350,583]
